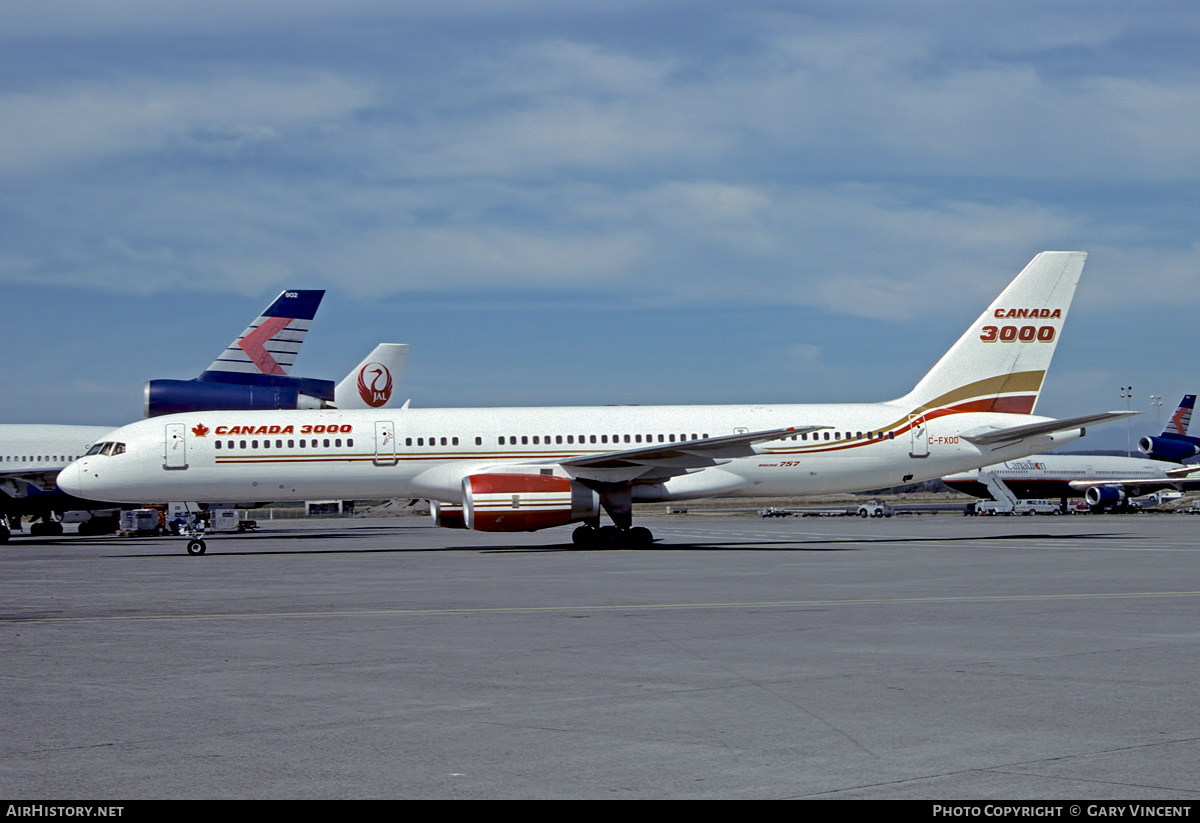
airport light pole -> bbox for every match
[1120,386,1133,456]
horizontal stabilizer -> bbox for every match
[962,410,1138,447]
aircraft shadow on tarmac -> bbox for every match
[5,527,1133,558]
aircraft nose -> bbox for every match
[57,460,86,498]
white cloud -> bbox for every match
[0,73,374,175]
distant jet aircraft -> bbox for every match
[60,251,1136,553]
[2,290,409,542]
[943,396,1200,510]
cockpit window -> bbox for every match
[84,441,126,456]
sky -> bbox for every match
[3,1,1198,451]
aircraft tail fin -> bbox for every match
[894,251,1085,419]
[1163,395,1195,437]
[331,344,410,409]
[201,290,325,380]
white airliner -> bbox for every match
[59,251,1135,553]
[0,425,120,538]
[943,395,1200,510]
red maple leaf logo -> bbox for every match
[191,423,210,437]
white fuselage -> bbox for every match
[58,403,1084,506]
[943,453,1181,499]
[1,425,116,493]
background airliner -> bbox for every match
[1,290,409,542]
[60,251,1135,552]
[943,395,1200,510]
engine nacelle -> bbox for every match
[144,379,328,417]
[1085,485,1127,507]
[462,473,600,532]
[1138,435,1200,462]
[430,501,467,529]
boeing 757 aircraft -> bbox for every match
[60,251,1133,552]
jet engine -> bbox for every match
[1138,435,1200,462]
[144,377,335,417]
[430,501,466,529]
[461,473,600,532]
[1085,485,1127,508]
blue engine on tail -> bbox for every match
[144,376,335,417]
[1138,435,1200,462]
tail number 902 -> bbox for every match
[980,325,1055,343]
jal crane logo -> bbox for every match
[356,362,393,408]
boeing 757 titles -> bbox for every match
[59,251,1134,552]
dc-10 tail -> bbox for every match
[1140,395,1200,462]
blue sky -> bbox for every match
[3,1,1198,451]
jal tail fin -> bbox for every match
[331,344,410,409]
[1163,395,1195,437]
[895,251,1086,417]
[200,290,325,381]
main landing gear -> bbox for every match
[571,487,654,548]
[571,524,654,549]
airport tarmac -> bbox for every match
[2,513,1199,800]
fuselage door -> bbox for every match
[908,414,929,458]
[164,423,188,470]
[374,421,397,466]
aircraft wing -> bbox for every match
[962,411,1139,448]
[1068,463,1200,492]
[558,425,828,484]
